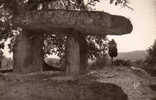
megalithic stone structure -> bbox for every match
[12,9,133,74]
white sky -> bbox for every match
[92,0,156,52]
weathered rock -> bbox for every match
[13,9,133,35]
[42,61,64,71]
[0,73,128,100]
[13,31,44,73]
[12,8,133,74]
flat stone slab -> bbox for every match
[13,9,133,35]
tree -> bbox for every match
[0,0,132,74]
[108,39,118,64]
[145,40,156,66]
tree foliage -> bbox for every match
[87,35,108,60]
[145,40,156,66]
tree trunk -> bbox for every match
[13,30,44,73]
[66,36,80,76]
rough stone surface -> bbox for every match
[0,72,127,100]
[87,66,156,100]
[13,9,133,35]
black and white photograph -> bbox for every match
[0,0,156,100]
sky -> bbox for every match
[2,0,156,58]
[92,0,156,52]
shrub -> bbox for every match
[1,57,13,69]
[113,59,132,66]
[145,40,156,67]
[90,55,109,70]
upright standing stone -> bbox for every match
[77,33,88,74]
[66,36,80,76]
[13,30,44,73]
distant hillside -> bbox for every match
[116,50,147,61]
[44,51,147,62]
